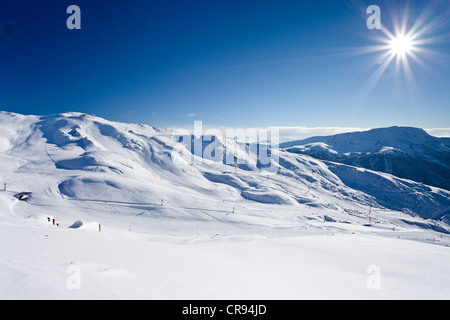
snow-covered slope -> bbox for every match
[1,112,450,299]
[280,126,450,191]
[1,112,448,221]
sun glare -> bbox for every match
[389,34,414,56]
[348,2,446,103]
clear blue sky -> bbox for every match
[0,0,449,129]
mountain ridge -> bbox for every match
[280,126,450,191]
[0,112,449,224]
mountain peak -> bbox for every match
[281,125,442,153]
[281,125,450,190]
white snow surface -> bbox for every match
[1,111,450,300]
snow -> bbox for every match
[280,126,450,191]
[280,126,448,155]
[1,112,450,299]
[2,209,450,299]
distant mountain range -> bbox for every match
[280,126,450,191]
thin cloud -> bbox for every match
[424,128,450,137]
[269,126,367,142]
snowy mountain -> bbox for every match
[280,126,450,191]
[1,111,450,299]
[1,111,448,221]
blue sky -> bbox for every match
[0,0,449,132]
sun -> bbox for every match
[334,1,449,106]
[389,34,414,56]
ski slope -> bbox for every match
[1,111,450,299]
